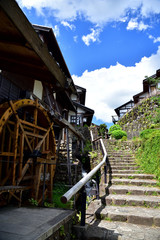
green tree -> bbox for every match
[98,123,108,138]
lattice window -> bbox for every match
[70,115,80,125]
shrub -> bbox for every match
[109,124,122,134]
[111,130,127,140]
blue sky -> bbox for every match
[17,0,160,128]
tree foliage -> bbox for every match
[98,123,108,138]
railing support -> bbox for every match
[61,135,108,227]
[80,187,86,226]
[104,164,107,184]
[96,173,99,199]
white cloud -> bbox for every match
[82,27,102,46]
[149,35,160,43]
[73,35,78,43]
[61,21,76,30]
[127,19,149,31]
[138,21,150,30]
[17,0,160,25]
[127,18,138,30]
[72,46,160,123]
[53,25,60,37]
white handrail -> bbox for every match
[61,138,107,204]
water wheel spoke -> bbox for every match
[9,100,33,152]
[0,99,56,205]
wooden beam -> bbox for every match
[20,119,47,132]
[0,152,20,156]
[0,0,67,88]
[24,131,44,139]
[0,56,54,82]
[36,158,56,165]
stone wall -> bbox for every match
[54,139,82,185]
[47,213,77,240]
[90,125,99,140]
[118,95,160,139]
[76,125,91,141]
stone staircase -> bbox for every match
[85,140,160,239]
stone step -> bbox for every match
[109,162,137,166]
[108,156,134,159]
[106,185,160,196]
[111,178,157,186]
[107,150,133,153]
[109,163,137,167]
[95,205,160,227]
[107,155,134,158]
[111,165,139,170]
[110,170,139,174]
[105,194,160,208]
[112,173,155,180]
[108,160,136,164]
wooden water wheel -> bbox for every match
[0,99,56,204]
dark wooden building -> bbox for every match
[0,0,86,206]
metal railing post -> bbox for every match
[96,173,99,199]
[61,133,108,215]
[104,165,107,184]
[80,187,86,226]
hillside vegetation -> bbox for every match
[118,95,160,139]
[136,129,160,183]
[117,95,160,183]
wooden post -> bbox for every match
[48,164,53,202]
[34,163,42,201]
[56,128,62,155]
[66,128,72,185]
[0,126,6,182]
[42,163,46,206]
[19,133,24,178]
[6,135,12,175]
[12,121,19,185]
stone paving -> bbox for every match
[84,140,160,240]
[85,194,160,240]
[0,206,74,240]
